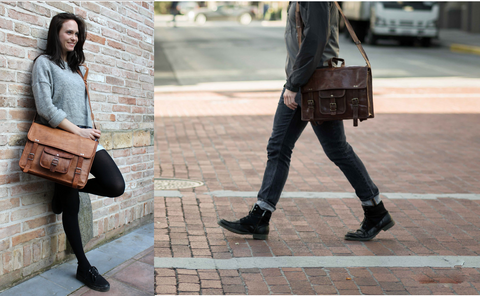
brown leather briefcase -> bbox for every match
[19,67,98,189]
[297,2,374,127]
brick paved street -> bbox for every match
[154,78,480,295]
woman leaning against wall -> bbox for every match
[31,13,125,292]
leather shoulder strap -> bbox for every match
[77,65,96,129]
[333,2,371,68]
[295,1,371,68]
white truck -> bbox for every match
[340,2,440,47]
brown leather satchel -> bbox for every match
[19,66,98,189]
[296,2,374,127]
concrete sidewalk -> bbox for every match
[154,78,480,295]
[2,223,153,296]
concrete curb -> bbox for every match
[450,43,480,56]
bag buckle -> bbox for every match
[308,99,314,105]
[330,102,337,111]
[352,98,359,106]
[75,167,82,174]
[28,153,35,161]
[51,158,58,167]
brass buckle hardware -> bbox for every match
[330,102,337,111]
[352,98,359,106]
[308,99,314,105]
[75,167,82,174]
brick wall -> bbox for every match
[0,2,154,289]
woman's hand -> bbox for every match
[57,118,100,140]
[76,128,101,140]
[283,89,298,110]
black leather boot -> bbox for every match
[218,204,272,240]
[344,201,395,241]
[52,189,62,215]
[76,266,110,292]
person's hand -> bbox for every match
[283,89,298,110]
[76,128,101,140]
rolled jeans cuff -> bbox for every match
[256,200,275,212]
[361,194,381,206]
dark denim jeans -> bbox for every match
[256,89,379,212]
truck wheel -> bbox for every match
[357,24,367,43]
[365,28,378,45]
[399,38,415,46]
[420,38,431,47]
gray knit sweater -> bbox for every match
[31,55,92,128]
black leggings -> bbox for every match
[56,150,125,270]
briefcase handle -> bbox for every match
[295,2,371,68]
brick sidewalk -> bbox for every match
[154,80,480,295]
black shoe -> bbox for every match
[218,204,271,240]
[345,201,395,241]
[52,189,62,215]
[76,266,110,292]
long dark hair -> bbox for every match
[37,13,86,71]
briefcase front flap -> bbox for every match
[27,122,97,158]
[302,66,369,93]
[319,89,345,99]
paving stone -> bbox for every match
[154,86,480,294]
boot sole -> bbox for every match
[217,220,268,240]
[344,220,395,241]
[76,274,110,292]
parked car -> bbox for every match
[189,5,257,25]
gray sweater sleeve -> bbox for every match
[31,57,67,128]
[285,2,330,92]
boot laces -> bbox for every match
[88,266,99,282]
[238,208,265,223]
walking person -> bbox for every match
[31,13,125,292]
[218,2,394,241]
[169,1,179,27]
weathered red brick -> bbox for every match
[18,2,51,17]
[74,7,87,19]
[0,43,25,58]
[0,17,13,30]
[47,2,73,13]
[107,40,125,51]
[8,9,44,27]
[113,105,131,113]
[106,76,124,86]
[82,2,101,13]
[102,28,121,41]
[0,224,21,240]
[9,109,34,120]
[87,33,106,45]
[12,229,45,246]
[0,69,15,82]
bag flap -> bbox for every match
[319,89,346,98]
[302,66,369,93]
[44,147,75,159]
[27,122,97,158]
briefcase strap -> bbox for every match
[295,2,371,68]
[77,66,96,129]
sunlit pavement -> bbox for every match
[154,77,480,295]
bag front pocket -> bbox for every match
[40,147,74,174]
[318,90,346,115]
